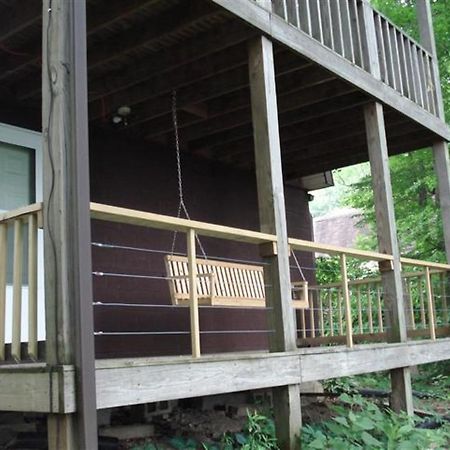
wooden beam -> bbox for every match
[364,102,413,416]
[94,50,311,125]
[182,90,366,156]
[3,0,219,85]
[249,35,301,449]
[42,0,97,448]
[21,20,256,102]
[0,0,41,43]
[186,80,356,152]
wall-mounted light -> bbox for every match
[112,105,132,126]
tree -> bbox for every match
[342,0,449,263]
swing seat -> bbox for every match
[165,255,309,308]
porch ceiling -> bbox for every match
[0,0,437,181]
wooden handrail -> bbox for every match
[0,203,42,224]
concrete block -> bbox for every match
[99,424,155,440]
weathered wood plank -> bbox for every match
[248,34,302,448]
[42,0,97,447]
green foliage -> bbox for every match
[340,0,450,263]
[301,394,450,449]
[218,411,278,450]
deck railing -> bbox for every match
[0,203,42,362]
[1,202,448,362]
[254,0,439,115]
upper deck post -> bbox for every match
[249,34,302,449]
[42,0,97,448]
[364,102,414,415]
[417,0,450,262]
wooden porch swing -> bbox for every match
[165,254,309,309]
[165,90,309,309]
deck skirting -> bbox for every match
[0,338,449,413]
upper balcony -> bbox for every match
[212,0,450,142]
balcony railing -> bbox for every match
[254,0,439,115]
[1,202,448,363]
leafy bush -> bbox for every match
[301,394,450,450]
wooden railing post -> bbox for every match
[0,222,7,360]
[364,102,413,416]
[28,213,38,360]
[12,219,23,361]
[424,267,436,340]
[249,34,302,448]
[359,0,381,78]
[187,229,201,358]
[340,253,353,348]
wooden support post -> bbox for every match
[432,141,450,262]
[356,285,363,334]
[42,1,97,448]
[340,254,353,348]
[187,229,201,358]
[417,1,450,260]
[249,35,301,449]
[364,102,413,416]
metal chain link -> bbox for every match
[170,90,207,258]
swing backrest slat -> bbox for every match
[165,255,309,308]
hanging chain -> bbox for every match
[170,90,207,258]
[292,250,306,281]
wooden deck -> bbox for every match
[1,337,449,413]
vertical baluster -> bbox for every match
[309,0,324,43]
[367,283,374,334]
[28,214,38,360]
[356,285,363,334]
[328,289,334,336]
[300,308,307,338]
[338,288,344,336]
[309,289,316,338]
[273,0,288,21]
[320,0,334,50]
[382,21,395,89]
[419,275,426,328]
[390,28,403,94]
[349,0,363,67]
[12,219,24,361]
[412,45,426,108]
[187,229,201,357]
[341,0,355,63]
[397,34,410,98]
[405,41,418,103]
[319,289,325,336]
[407,278,416,331]
[417,49,430,111]
[298,0,312,35]
[440,272,448,324]
[424,54,436,115]
[375,14,387,83]
[0,223,6,360]
[340,254,353,348]
[424,267,436,340]
[329,0,343,56]
[286,0,300,28]
[376,284,384,333]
